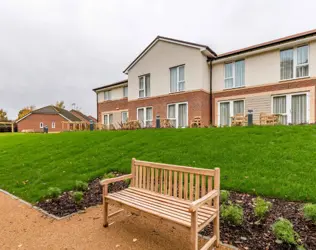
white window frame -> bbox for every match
[224,60,245,89]
[52,121,55,129]
[217,99,245,126]
[170,65,185,93]
[137,106,153,127]
[123,86,128,98]
[138,75,150,98]
[271,92,310,124]
[280,45,310,81]
[104,90,112,101]
[40,122,43,128]
[121,111,128,123]
[103,113,113,125]
[167,102,188,128]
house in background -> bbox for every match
[16,105,82,132]
[94,29,316,128]
[70,109,96,124]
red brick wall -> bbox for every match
[128,90,210,127]
[97,98,128,122]
[211,77,316,124]
[17,114,67,132]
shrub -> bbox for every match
[221,203,243,225]
[303,203,316,223]
[103,172,115,179]
[220,190,230,204]
[75,180,88,191]
[73,191,83,204]
[254,197,272,220]
[47,187,61,198]
[271,218,299,245]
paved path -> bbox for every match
[0,192,233,250]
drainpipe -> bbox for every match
[96,91,99,123]
[208,59,213,126]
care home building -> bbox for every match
[93,29,316,128]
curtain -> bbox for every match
[220,102,230,126]
[296,45,309,77]
[178,66,185,91]
[224,63,233,88]
[138,108,144,127]
[170,67,177,92]
[146,107,153,127]
[235,60,245,87]
[139,77,144,97]
[145,75,150,97]
[168,104,176,127]
[292,94,307,124]
[233,100,244,115]
[273,96,287,124]
[178,104,188,128]
[280,49,293,80]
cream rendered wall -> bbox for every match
[97,86,125,103]
[127,41,210,100]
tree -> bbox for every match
[17,106,35,120]
[0,109,8,121]
[55,101,65,109]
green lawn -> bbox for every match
[0,126,316,203]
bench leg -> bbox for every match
[103,201,109,227]
[214,197,220,247]
[190,211,198,250]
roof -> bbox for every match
[92,79,128,92]
[123,35,217,74]
[70,109,92,122]
[216,28,316,59]
[88,116,97,122]
[16,105,81,123]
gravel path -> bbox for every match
[0,192,233,250]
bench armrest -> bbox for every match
[100,174,133,186]
[188,190,219,212]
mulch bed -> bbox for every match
[37,178,316,249]
[36,172,128,217]
[201,192,316,250]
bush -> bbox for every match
[75,180,88,191]
[303,203,316,223]
[73,191,83,204]
[271,218,299,245]
[254,197,272,220]
[47,187,61,198]
[103,172,115,179]
[220,190,230,204]
[221,203,243,225]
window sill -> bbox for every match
[223,86,246,91]
[138,96,151,99]
[169,91,185,94]
[279,76,310,83]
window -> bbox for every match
[104,90,112,101]
[137,107,153,127]
[170,65,185,93]
[272,93,308,125]
[218,100,245,126]
[121,111,128,123]
[52,121,55,129]
[167,102,188,128]
[139,75,150,98]
[40,122,43,128]
[123,86,128,98]
[103,114,113,125]
[280,45,309,80]
[224,60,245,89]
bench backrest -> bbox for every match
[130,158,220,201]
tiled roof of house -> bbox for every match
[70,109,92,122]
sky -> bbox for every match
[0,0,315,120]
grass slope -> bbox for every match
[0,126,316,203]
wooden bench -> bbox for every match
[100,158,220,250]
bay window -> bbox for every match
[139,75,150,98]
[224,60,245,89]
[167,102,188,128]
[137,107,153,127]
[280,45,309,80]
[170,65,185,93]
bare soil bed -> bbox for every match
[37,177,316,249]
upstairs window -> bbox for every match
[123,86,128,98]
[139,75,150,98]
[104,90,112,101]
[170,65,185,93]
[280,45,309,80]
[224,60,245,89]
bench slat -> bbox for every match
[179,172,183,199]
[164,170,168,195]
[168,170,172,196]
[184,173,188,200]
[151,168,154,191]
[173,171,178,198]
[189,173,194,201]
[195,174,200,200]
